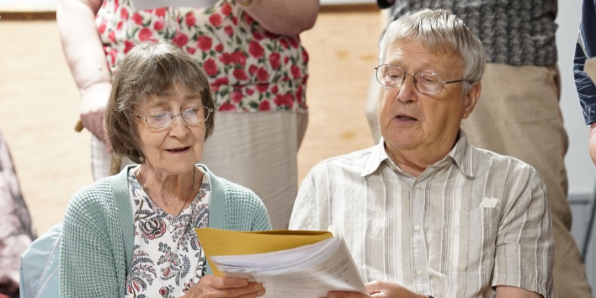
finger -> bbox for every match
[204,276,251,290]
[235,286,266,298]
[81,112,105,141]
[221,283,264,297]
[101,126,113,152]
[365,281,388,292]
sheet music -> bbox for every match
[210,226,367,298]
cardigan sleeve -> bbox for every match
[59,183,124,298]
[247,191,272,232]
[220,179,272,232]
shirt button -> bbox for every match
[415,184,421,189]
[415,269,424,276]
[413,225,421,231]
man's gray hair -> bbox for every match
[379,9,486,92]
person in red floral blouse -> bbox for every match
[57,0,319,229]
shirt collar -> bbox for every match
[361,137,391,177]
[445,129,475,178]
[360,129,475,178]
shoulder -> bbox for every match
[219,176,263,206]
[206,171,271,231]
[305,146,376,180]
[63,178,116,226]
[471,146,545,196]
[474,146,541,177]
[202,166,266,211]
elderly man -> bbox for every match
[290,9,553,298]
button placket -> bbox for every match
[411,180,430,293]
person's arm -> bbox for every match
[495,286,542,298]
[590,123,596,165]
[240,0,319,36]
[327,283,544,298]
[325,281,427,298]
[60,192,120,297]
[289,169,325,231]
[57,0,112,150]
[491,167,553,297]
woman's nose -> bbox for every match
[168,113,189,136]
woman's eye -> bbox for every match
[151,112,169,121]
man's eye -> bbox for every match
[419,74,439,83]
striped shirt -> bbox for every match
[289,131,554,298]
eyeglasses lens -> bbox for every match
[376,65,443,95]
[147,107,210,129]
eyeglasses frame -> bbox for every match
[374,64,469,95]
[135,106,213,130]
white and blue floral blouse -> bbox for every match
[125,166,210,298]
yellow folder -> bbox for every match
[194,228,332,276]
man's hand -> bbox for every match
[79,84,112,152]
[495,286,542,298]
[590,122,596,166]
[325,281,427,298]
[181,275,265,298]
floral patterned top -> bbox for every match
[125,167,210,298]
[96,0,309,113]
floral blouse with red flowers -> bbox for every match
[96,0,308,112]
[125,167,210,298]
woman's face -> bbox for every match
[134,84,207,176]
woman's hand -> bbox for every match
[79,83,112,151]
[182,275,265,298]
[57,0,113,151]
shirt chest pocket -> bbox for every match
[437,207,499,276]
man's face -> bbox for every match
[378,39,479,155]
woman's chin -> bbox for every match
[144,159,199,177]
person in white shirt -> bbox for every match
[290,9,553,298]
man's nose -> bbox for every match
[397,74,417,103]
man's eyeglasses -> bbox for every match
[374,64,468,95]
[136,106,213,130]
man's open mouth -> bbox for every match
[396,115,417,121]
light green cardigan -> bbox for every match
[59,165,272,298]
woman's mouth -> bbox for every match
[166,146,191,153]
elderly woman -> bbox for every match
[59,40,271,298]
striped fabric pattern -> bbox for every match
[289,130,554,298]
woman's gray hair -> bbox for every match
[105,40,215,164]
[379,9,486,93]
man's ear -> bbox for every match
[462,82,481,119]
